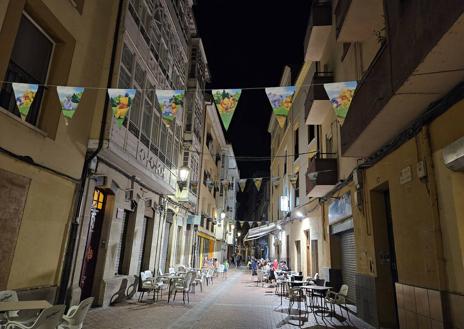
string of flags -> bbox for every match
[8,80,357,130]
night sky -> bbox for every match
[194,1,311,178]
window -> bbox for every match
[141,95,153,147]
[294,128,299,160]
[115,210,131,275]
[294,173,300,207]
[0,14,54,126]
[159,124,167,163]
[284,150,287,175]
[308,125,316,144]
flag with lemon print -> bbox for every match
[156,90,185,127]
[12,83,39,121]
[108,88,136,127]
[212,89,241,130]
[265,86,295,128]
[323,81,357,124]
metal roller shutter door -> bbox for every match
[340,229,357,304]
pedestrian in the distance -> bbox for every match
[223,259,229,278]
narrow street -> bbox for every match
[84,270,372,329]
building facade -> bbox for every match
[66,0,210,307]
[269,0,464,328]
[0,0,121,303]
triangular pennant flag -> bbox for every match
[156,89,185,127]
[265,86,295,128]
[239,221,245,227]
[212,89,241,130]
[57,86,84,125]
[239,179,247,192]
[323,81,357,124]
[12,83,39,121]
[108,88,136,127]
[254,178,263,191]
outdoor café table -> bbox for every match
[0,300,51,312]
[300,285,332,316]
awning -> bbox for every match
[244,223,278,241]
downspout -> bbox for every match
[57,0,125,304]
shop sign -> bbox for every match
[328,192,352,224]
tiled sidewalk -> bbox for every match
[83,269,374,329]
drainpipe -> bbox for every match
[57,0,126,304]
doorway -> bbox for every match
[295,240,301,273]
[371,186,399,328]
[305,230,311,276]
[80,189,106,300]
[311,239,319,276]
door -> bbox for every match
[305,230,311,276]
[295,240,301,273]
[340,229,357,303]
[80,189,106,300]
[371,187,399,328]
[311,239,319,276]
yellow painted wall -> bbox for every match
[429,99,464,295]
[0,0,120,293]
[1,155,76,289]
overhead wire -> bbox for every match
[1,67,464,91]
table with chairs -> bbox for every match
[0,290,93,329]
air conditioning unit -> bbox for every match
[443,136,464,171]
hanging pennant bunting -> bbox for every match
[156,89,185,127]
[57,86,84,125]
[254,178,263,191]
[265,86,295,128]
[12,83,39,121]
[212,89,241,130]
[239,179,247,192]
[108,88,136,127]
[323,81,357,124]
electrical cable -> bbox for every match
[0,146,80,182]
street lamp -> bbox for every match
[177,166,190,191]
[231,224,235,230]
[220,211,226,220]
[237,232,241,237]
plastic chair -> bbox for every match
[6,305,65,329]
[325,284,350,320]
[58,297,93,329]
[172,272,194,304]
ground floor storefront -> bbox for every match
[83,269,373,329]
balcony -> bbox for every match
[341,1,464,157]
[305,72,334,124]
[304,0,332,61]
[335,0,384,42]
[90,118,177,195]
[306,155,338,197]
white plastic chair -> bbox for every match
[6,305,65,329]
[217,264,225,278]
[325,284,350,320]
[58,297,93,329]
[0,290,20,320]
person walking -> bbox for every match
[223,259,229,278]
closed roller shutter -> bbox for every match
[340,229,357,304]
